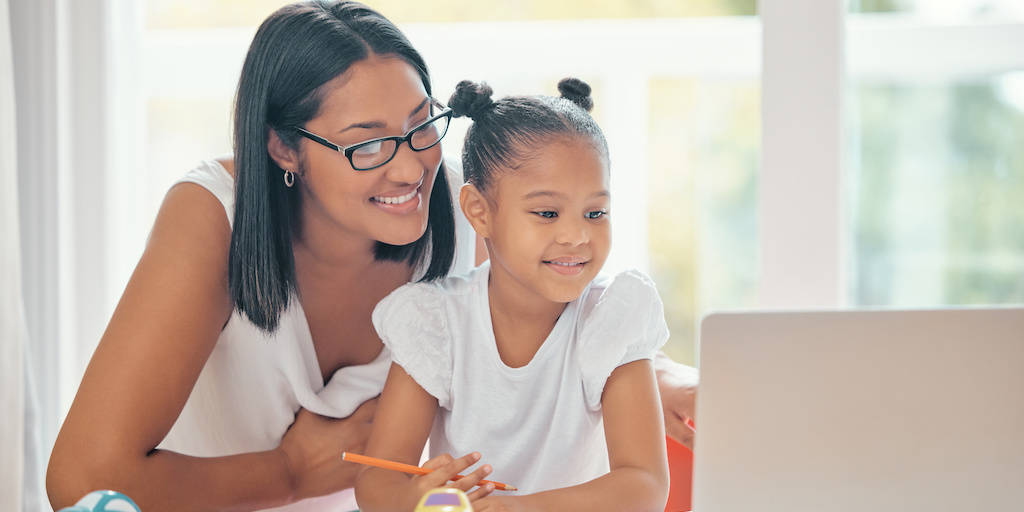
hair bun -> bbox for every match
[557,77,593,112]
[448,80,494,119]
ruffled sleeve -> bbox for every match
[372,282,454,408]
[578,270,670,410]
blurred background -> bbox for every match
[6,0,1024,507]
[136,0,1024,365]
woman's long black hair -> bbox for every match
[230,0,455,332]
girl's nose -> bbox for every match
[556,219,590,247]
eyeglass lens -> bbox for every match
[350,114,450,170]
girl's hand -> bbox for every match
[413,453,496,502]
[276,398,378,500]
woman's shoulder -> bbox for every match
[172,156,235,225]
[153,158,235,272]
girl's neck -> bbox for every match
[487,272,569,368]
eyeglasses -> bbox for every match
[292,99,453,171]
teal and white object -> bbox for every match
[58,490,141,512]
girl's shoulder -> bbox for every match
[578,269,664,321]
[394,260,488,302]
[373,263,486,330]
[575,269,670,409]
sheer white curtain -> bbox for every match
[2,0,45,509]
[1,0,26,505]
[1,0,26,506]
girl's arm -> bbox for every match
[356,363,495,512]
[474,359,670,512]
[46,182,368,511]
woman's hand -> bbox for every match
[276,398,378,501]
[654,352,699,449]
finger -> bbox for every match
[465,481,495,501]
[440,452,481,476]
[432,453,483,489]
[666,415,695,450]
[450,463,491,492]
[422,453,456,470]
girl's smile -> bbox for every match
[543,257,589,276]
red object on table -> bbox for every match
[664,435,693,512]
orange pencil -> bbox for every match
[342,452,518,491]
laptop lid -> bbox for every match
[693,307,1024,512]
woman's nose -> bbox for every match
[383,143,426,184]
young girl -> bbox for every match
[355,78,671,512]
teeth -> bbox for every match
[374,190,417,205]
[549,261,582,266]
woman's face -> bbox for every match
[296,54,442,248]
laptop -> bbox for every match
[693,307,1024,512]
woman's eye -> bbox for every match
[353,140,384,156]
[536,211,557,219]
[587,211,606,219]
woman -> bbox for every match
[46,2,696,511]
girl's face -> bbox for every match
[482,138,612,306]
[295,54,442,248]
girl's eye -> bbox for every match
[587,211,607,219]
[536,211,557,219]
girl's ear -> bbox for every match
[267,127,300,172]
[459,183,492,239]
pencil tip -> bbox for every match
[506,486,518,491]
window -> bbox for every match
[847,1,1024,306]
[32,2,1024,443]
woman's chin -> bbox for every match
[375,224,428,247]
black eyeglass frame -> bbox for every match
[291,99,454,171]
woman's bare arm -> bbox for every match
[46,182,296,511]
[654,351,698,449]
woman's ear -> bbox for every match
[267,127,300,172]
[459,183,492,239]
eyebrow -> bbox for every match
[521,189,611,201]
[337,97,431,135]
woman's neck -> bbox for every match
[292,199,378,273]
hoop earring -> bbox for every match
[283,170,295,188]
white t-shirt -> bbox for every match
[158,157,475,511]
[372,261,669,494]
